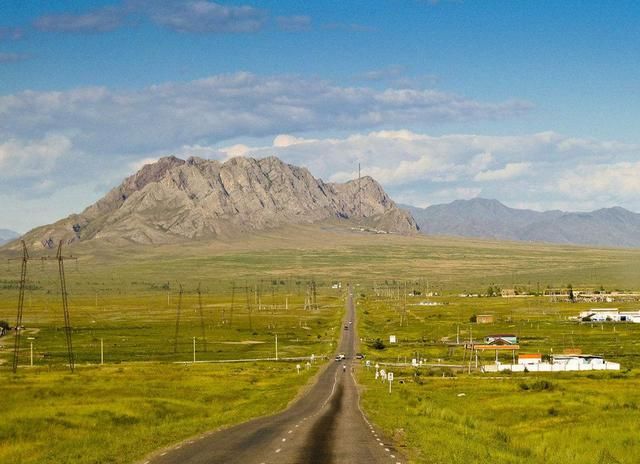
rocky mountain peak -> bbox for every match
[12,155,417,247]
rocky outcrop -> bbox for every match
[15,155,418,247]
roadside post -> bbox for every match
[27,337,34,366]
[388,372,394,393]
[193,337,196,363]
[101,338,104,365]
[296,364,301,374]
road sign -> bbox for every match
[389,335,396,343]
[387,372,394,381]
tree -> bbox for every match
[372,338,386,350]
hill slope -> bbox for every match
[404,198,640,248]
[13,156,417,248]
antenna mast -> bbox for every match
[358,162,362,217]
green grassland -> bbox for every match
[359,370,640,464]
[0,362,320,464]
[2,223,640,463]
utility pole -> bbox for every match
[193,337,196,363]
[197,284,207,352]
[101,338,104,365]
[358,162,362,217]
[275,334,278,361]
[173,284,183,354]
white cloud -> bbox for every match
[474,162,531,182]
[206,129,640,212]
[0,134,72,178]
[0,72,529,160]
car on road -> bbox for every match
[335,354,345,361]
[355,353,365,359]
[344,324,349,330]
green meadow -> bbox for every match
[2,224,640,463]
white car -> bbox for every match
[335,354,346,361]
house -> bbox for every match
[575,308,640,323]
[501,289,516,297]
[476,314,494,324]
[483,354,620,373]
[518,353,542,365]
[485,334,518,345]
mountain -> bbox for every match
[0,229,20,245]
[12,156,417,248]
[403,198,640,248]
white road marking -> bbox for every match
[160,452,167,456]
[288,430,293,434]
[282,438,286,442]
[275,448,281,453]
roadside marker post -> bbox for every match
[296,364,301,374]
[388,372,394,393]
[101,338,104,365]
[193,337,196,363]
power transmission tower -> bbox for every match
[197,283,207,352]
[11,240,77,373]
[173,284,183,353]
[245,284,252,330]
[11,241,29,373]
[229,282,235,326]
[56,241,76,372]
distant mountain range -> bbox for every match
[9,156,417,248]
[403,198,640,248]
[0,229,20,245]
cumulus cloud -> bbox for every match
[474,162,531,181]
[213,130,640,212]
[0,134,72,178]
[0,72,530,159]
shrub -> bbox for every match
[372,338,386,350]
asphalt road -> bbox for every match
[144,285,403,464]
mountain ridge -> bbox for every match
[403,198,640,248]
[9,155,417,249]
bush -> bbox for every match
[372,338,386,350]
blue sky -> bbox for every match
[1,0,640,232]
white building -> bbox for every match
[483,354,620,373]
[574,308,640,323]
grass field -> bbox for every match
[2,223,640,463]
[0,362,319,464]
[359,369,640,464]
